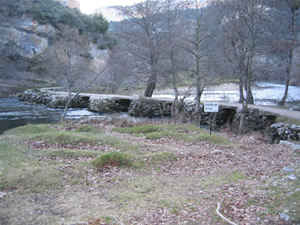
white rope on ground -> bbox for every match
[216,202,238,225]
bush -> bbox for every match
[93,152,134,168]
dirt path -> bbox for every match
[218,102,300,121]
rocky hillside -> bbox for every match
[0,0,110,97]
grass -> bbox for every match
[146,152,177,164]
[75,125,102,133]
[35,149,99,158]
[93,152,134,168]
[115,124,233,146]
[0,139,63,192]
[263,176,300,222]
[29,130,139,152]
[4,124,55,135]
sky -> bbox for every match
[78,0,142,14]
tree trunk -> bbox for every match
[239,76,244,103]
[144,73,157,97]
[171,82,179,120]
[279,6,297,106]
[239,110,246,134]
[61,91,72,122]
[279,71,290,106]
[245,76,254,104]
[194,77,204,125]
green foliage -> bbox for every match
[93,152,134,168]
[92,13,109,34]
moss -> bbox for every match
[93,152,134,168]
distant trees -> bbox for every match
[267,0,300,106]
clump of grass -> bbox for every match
[75,125,102,133]
[145,131,169,140]
[4,124,54,135]
[93,152,134,168]
[148,152,177,164]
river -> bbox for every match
[0,97,105,135]
[1,82,300,134]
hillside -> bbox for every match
[0,0,110,97]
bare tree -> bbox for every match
[115,0,166,97]
[179,0,214,124]
[216,0,270,107]
[48,25,108,121]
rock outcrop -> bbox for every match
[0,17,55,57]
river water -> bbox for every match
[1,83,300,134]
[153,82,300,106]
[0,97,104,134]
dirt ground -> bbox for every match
[0,120,299,225]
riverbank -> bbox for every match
[0,120,299,224]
